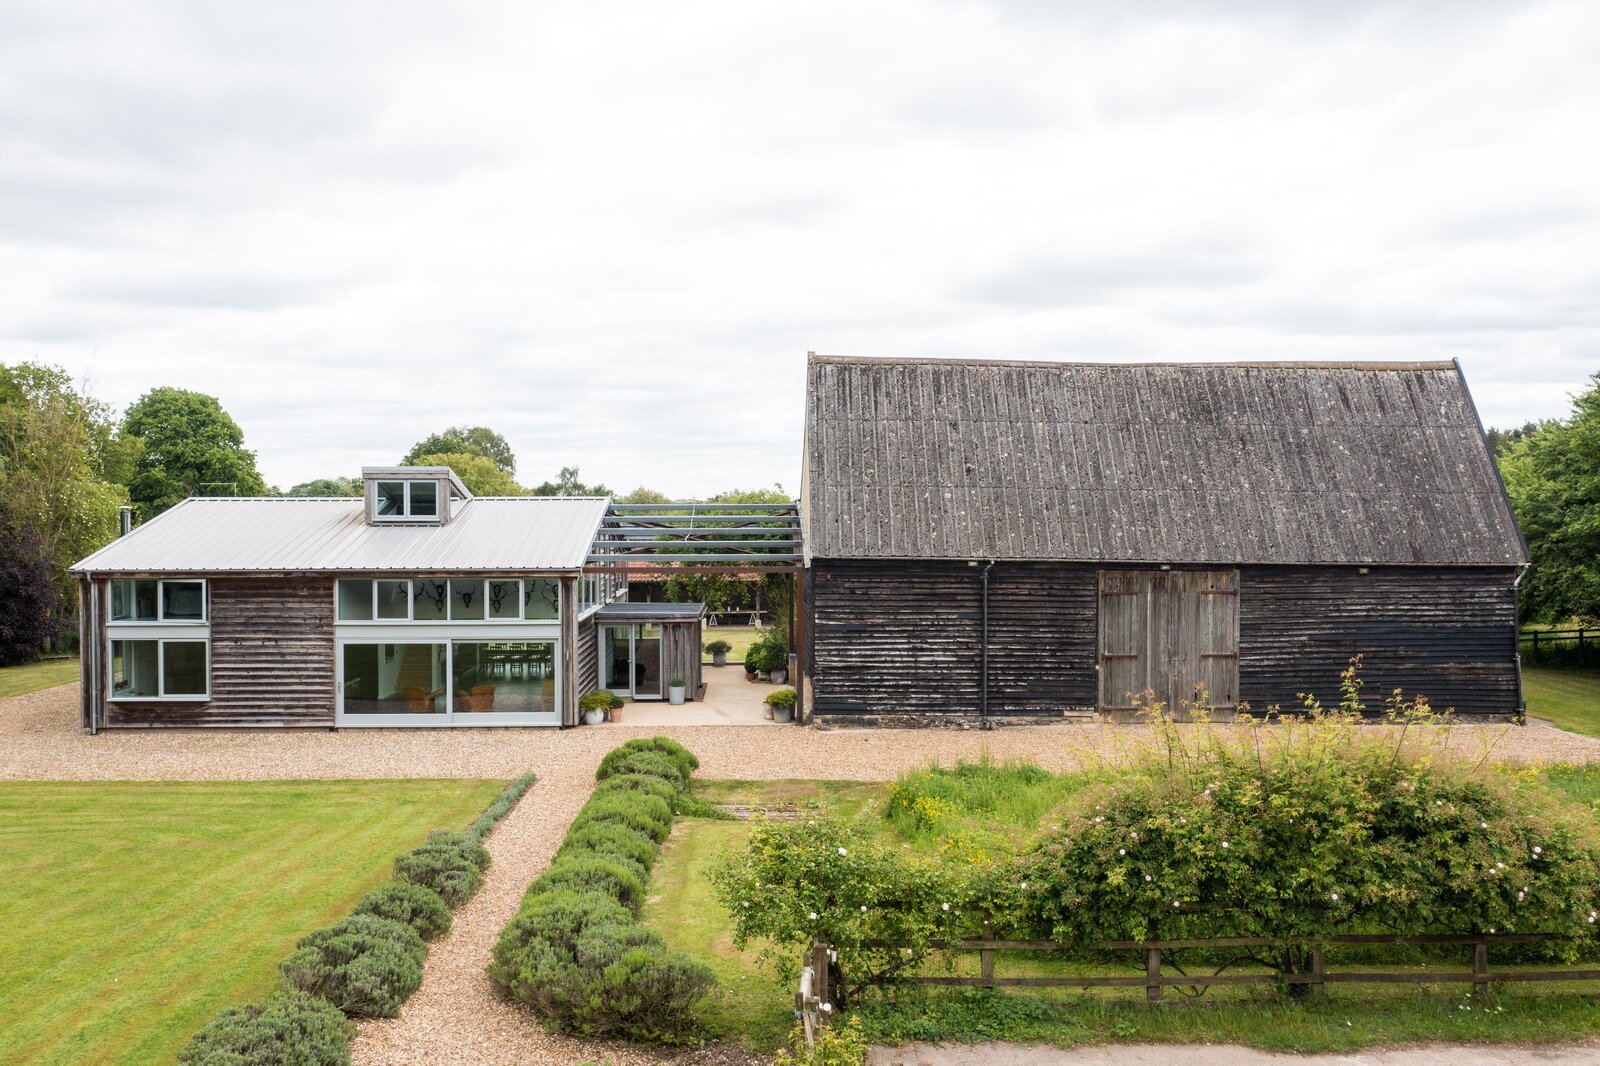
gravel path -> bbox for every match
[10,681,1600,1065]
[6,683,1600,784]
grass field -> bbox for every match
[0,779,504,1066]
[699,625,766,665]
[647,773,1600,1054]
[0,657,80,699]
[1524,665,1600,736]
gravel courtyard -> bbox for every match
[9,681,1600,1065]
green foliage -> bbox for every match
[408,451,525,496]
[710,815,973,1004]
[537,854,648,910]
[774,1017,868,1066]
[559,821,662,871]
[178,990,353,1066]
[489,740,711,1041]
[488,890,712,1041]
[0,361,130,586]
[402,425,516,473]
[596,736,700,781]
[1003,693,1600,976]
[464,772,537,842]
[529,465,611,497]
[615,485,672,504]
[580,690,624,714]
[278,914,425,1018]
[1500,372,1600,623]
[281,477,362,497]
[352,880,452,941]
[746,630,790,673]
[0,501,63,665]
[885,758,1076,843]
[394,842,486,907]
[765,688,797,710]
[570,791,675,843]
[121,386,267,518]
[705,639,733,655]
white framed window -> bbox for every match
[373,480,443,522]
[110,579,208,623]
[335,578,562,623]
[109,637,210,700]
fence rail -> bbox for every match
[835,931,1600,1006]
[1521,627,1593,662]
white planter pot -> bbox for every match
[582,709,606,726]
[771,704,795,723]
[758,671,771,682]
[712,652,727,667]
[771,669,787,685]
[668,685,686,705]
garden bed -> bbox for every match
[643,759,1600,1055]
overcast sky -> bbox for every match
[2,0,1596,496]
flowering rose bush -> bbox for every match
[710,815,974,1005]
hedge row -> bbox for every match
[180,772,537,1066]
[489,738,714,1041]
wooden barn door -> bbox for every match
[1098,570,1238,715]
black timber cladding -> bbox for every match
[809,560,1521,719]
[803,357,1527,566]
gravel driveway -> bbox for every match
[9,681,1600,1065]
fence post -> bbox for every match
[812,941,832,1021]
[1310,946,1326,998]
[1146,946,1162,1006]
[981,923,996,988]
[1474,939,1489,999]
[1532,630,1540,663]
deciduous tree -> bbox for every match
[403,426,515,474]
[409,452,525,497]
[121,387,267,519]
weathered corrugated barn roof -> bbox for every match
[71,496,610,574]
[802,356,1528,566]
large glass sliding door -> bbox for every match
[451,641,556,715]
[337,636,558,725]
[602,624,664,700]
[342,643,448,719]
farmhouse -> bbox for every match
[70,467,707,729]
[799,355,1530,724]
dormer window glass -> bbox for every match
[374,480,443,521]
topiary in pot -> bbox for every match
[765,687,798,723]
[704,639,732,667]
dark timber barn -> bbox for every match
[799,355,1530,725]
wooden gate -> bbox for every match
[1098,570,1238,714]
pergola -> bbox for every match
[584,501,806,718]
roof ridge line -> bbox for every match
[807,355,1457,371]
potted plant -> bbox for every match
[666,675,688,705]
[705,639,732,667]
[580,690,621,726]
[765,687,797,723]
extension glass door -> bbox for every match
[602,624,664,700]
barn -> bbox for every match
[799,355,1530,725]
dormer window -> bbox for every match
[376,480,439,519]
[362,467,471,525]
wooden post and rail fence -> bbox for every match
[1521,627,1594,663]
[797,931,1600,1037]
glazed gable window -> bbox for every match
[110,579,207,623]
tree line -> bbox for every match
[0,360,787,664]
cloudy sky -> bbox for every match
[2,0,1596,496]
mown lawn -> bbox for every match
[0,657,80,699]
[1524,665,1600,736]
[699,625,766,666]
[648,773,1600,1055]
[0,779,504,1066]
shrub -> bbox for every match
[490,895,712,1040]
[395,844,487,907]
[538,854,649,910]
[464,771,536,842]
[1003,685,1600,979]
[711,815,972,1005]
[0,504,62,666]
[558,821,661,871]
[765,688,797,710]
[352,879,452,941]
[569,791,674,843]
[746,630,790,674]
[420,830,492,869]
[178,990,353,1066]
[704,639,733,655]
[598,749,689,788]
[279,914,425,1019]
[592,772,682,807]
[596,736,699,781]
[774,1016,868,1066]
[580,690,623,714]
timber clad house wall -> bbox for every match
[800,356,1530,724]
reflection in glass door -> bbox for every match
[602,624,664,700]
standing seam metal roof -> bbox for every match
[70,496,611,573]
[802,356,1528,566]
